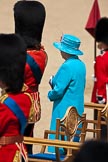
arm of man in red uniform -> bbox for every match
[95,56,106,103]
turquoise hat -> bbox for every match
[53,34,83,55]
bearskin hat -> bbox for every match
[0,34,27,93]
[14,1,46,47]
[95,17,108,45]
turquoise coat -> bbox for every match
[47,55,86,152]
[48,55,86,129]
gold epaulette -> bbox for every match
[0,93,8,103]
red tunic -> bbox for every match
[91,51,108,103]
[25,47,48,92]
[0,92,32,162]
[24,47,48,122]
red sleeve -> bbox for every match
[95,56,106,97]
[0,93,31,136]
[0,103,19,136]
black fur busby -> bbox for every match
[0,34,27,93]
[14,0,46,48]
[95,17,108,45]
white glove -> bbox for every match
[49,75,54,88]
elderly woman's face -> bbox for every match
[60,51,67,60]
[60,51,71,60]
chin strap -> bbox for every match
[16,143,28,162]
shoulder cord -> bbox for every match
[16,142,28,162]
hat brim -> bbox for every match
[53,42,83,55]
